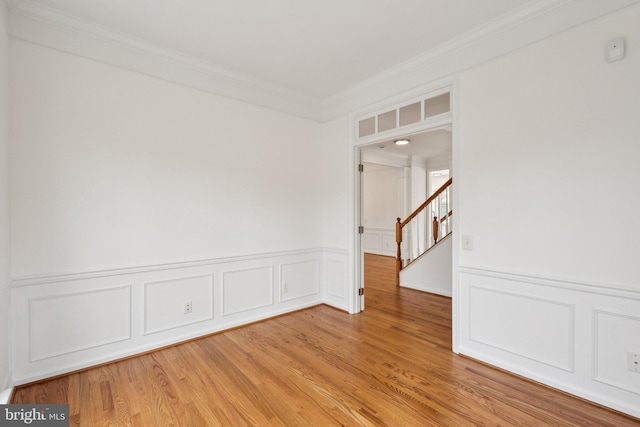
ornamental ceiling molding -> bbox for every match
[7,0,640,122]
[7,0,323,121]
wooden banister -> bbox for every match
[395,178,452,285]
[400,178,452,228]
[440,210,453,223]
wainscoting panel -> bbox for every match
[362,228,396,257]
[363,232,381,252]
[29,286,131,362]
[11,248,332,384]
[459,267,640,419]
[326,259,345,299]
[144,274,213,335]
[594,310,640,395]
[280,260,319,302]
[222,266,273,316]
[469,285,574,371]
[323,249,349,311]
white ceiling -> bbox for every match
[18,0,532,99]
[363,128,452,164]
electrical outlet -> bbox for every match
[282,282,288,293]
[628,352,640,372]
[184,301,192,314]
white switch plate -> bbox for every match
[462,235,473,250]
[628,352,640,372]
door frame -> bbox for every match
[350,77,460,353]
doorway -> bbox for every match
[352,83,458,350]
[358,127,452,300]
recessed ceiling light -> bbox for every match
[394,139,410,145]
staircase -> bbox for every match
[395,178,452,286]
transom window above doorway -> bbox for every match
[357,91,450,139]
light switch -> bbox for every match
[462,235,473,251]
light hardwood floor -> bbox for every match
[12,253,640,426]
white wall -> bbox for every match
[458,5,640,417]
[363,164,402,229]
[361,164,403,257]
[401,233,451,297]
[458,22,640,286]
[321,115,351,311]
[11,41,324,277]
[0,0,10,400]
[10,40,328,382]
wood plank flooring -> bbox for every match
[13,253,640,426]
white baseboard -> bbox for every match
[458,266,640,419]
[11,248,350,384]
[0,387,13,404]
[401,282,451,297]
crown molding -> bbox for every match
[7,0,640,123]
[7,0,323,121]
[322,0,640,121]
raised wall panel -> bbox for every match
[222,266,273,316]
[363,232,380,252]
[327,259,345,299]
[144,274,213,335]
[280,260,319,302]
[29,286,131,361]
[469,285,574,371]
[13,248,331,384]
[362,228,395,257]
[594,310,640,394]
[460,267,640,419]
[381,234,396,253]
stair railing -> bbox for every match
[396,178,452,285]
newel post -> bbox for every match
[395,217,402,286]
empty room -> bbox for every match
[1,0,640,425]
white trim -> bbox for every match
[352,78,456,318]
[11,248,324,287]
[221,266,274,316]
[450,75,461,354]
[459,346,640,420]
[8,1,322,121]
[13,300,323,386]
[592,309,640,395]
[322,0,640,120]
[0,387,13,404]
[468,284,575,372]
[459,265,640,299]
[28,285,132,362]
[11,249,331,384]
[143,274,215,336]
[279,260,321,303]
[340,0,570,97]
[401,282,452,298]
[11,0,640,124]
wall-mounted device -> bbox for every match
[606,38,625,63]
